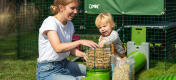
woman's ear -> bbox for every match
[58,5,64,12]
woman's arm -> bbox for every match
[47,30,99,53]
[71,49,87,61]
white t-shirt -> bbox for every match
[38,16,74,63]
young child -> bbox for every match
[95,12,126,59]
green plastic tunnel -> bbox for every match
[82,71,110,80]
[145,74,176,80]
[127,50,146,72]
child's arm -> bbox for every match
[103,30,119,44]
[116,52,126,60]
[99,31,118,47]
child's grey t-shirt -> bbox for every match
[102,30,125,54]
[38,16,74,63]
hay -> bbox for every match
[86,48,111,69]
[113,64,130,80]
[112,56,135,80]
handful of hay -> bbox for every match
[86,48,111,69]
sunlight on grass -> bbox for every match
[137,61,176,80]
[0,59,37,80]
[0,52,16,56]
[0,52,17,60]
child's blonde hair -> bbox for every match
[95,13,115,27]
[50,0,79,14]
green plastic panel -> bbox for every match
[132,27,146,45]
[83,71,110,80]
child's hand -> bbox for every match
[99,42,104,47]
[122,57,127,61]
[99,40,107,47]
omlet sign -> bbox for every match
[89,4,100,9]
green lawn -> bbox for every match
[0,59,36,80]
[0,34,36,80]
[137,62,176,80]
[0,34,175,80]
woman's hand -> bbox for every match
[78,40,100,49]
[71,49,88,61]
[80,53,88,61]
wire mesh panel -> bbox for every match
[0,0,17,59]
[86,47,112,70]
[165,1,176,70]
[16,0,47,59]
[167,23,176,62]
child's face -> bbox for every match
[98,24,113,37]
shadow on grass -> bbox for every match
[0,34,18,60]
[0,50,38,61]
[0,52,17,60]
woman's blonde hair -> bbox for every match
[50,0,79,14]
[95,13,115,27]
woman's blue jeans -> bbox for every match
[36,59,86,80]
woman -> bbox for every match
[36,0,99,80]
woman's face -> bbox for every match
[62,1,79,21]
[98,24,113,37]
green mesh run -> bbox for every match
[16,0,176,71]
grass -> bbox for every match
[0,33,37,80]
[0,34,176,80]
[137,62,176,80]
[0,60,36,80]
